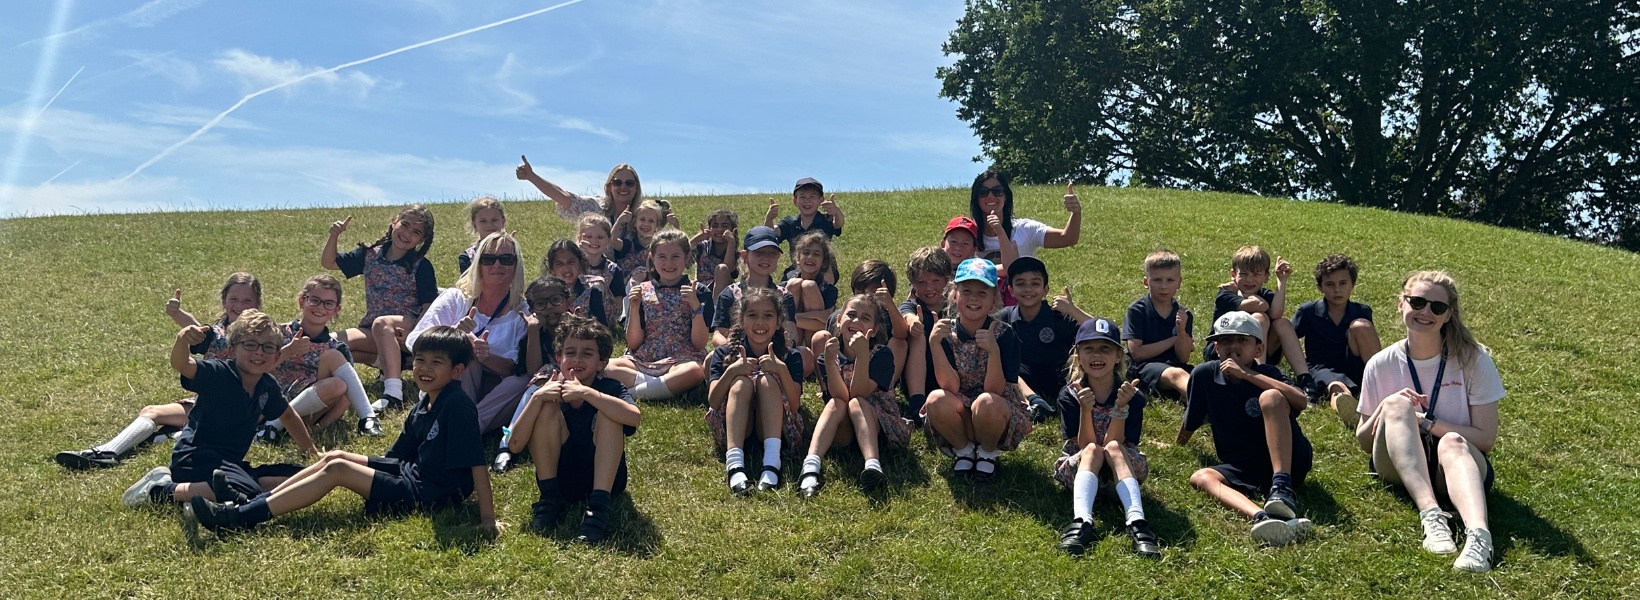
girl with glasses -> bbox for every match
[322,205,440,410]
[258,275,383,440]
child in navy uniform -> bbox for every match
[766,177,844,283]
[1178,312,1314,547]
[1207,246,1315,394]
[997,257,1091,422]
[123,310,316,509]
[457,197,507,274]
[1292,254,1381,428]
[190,326,498,535]
[1122,249,1195,399]
[543,239,609,328]
[798,294,910,497]
[1053,318,1158,558]
[706,287,807,494]
[576,213,627,332]
[899,247,954,424]
[509,316,641,543]
[691,209,740,294]
[711,226,803,366]
[322,205,440,409]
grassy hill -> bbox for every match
[2,186,1637,599]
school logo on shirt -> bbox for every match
[1039,328,1056,344]
[1244,397,1263,418]
[426,421,440,441]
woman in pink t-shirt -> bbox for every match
[1354,270,1505,573]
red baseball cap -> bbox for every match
[944,216,979,240]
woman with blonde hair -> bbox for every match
[1353,270,1504,573]
[406,232,528,413]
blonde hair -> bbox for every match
[602,163,642,218]
[455,231,526,315]
[643,228,694,283]
[1143,248,1181,274]
[225,309,281,345]
[1064,339,1125,391]
[943,279,1002,319]
[1231,245,1271,273]
[577,212,613,236]
[1403,270,1485,368]
[466,196,505,235]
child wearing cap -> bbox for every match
[1053,317,1158,558]
[923,258,1032,480]
[998,256,1091,422]
[1292,254,1382,427]
[1178,311,1315,547]
[943,215,1018,307]
[713,226,807,370]
[900,247,954,424]
[767,178,844,283]
[1207,246,1317,396]
[1121,249,1195,399]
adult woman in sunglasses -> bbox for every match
[967,169,1082,261]
[516,156,644,229]
[1353,270,1504,573]
[405,232,529,418]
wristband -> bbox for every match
[1420,417,1435,435]
[1111,405,1131,420]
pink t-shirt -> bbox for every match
[1358,340,1505,428]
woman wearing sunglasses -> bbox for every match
[1354,270,1505,573]
[517,155,644,232]
[966,169,1082,261]
[406,232,529,417]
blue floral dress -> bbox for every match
[624,280,706,375]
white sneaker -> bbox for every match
[1420,509,1457,554]
[1334,391,1359,430]
[1251,519,1298,547]
[1453,528,1494,573]
[122,466,172,508]
[1286,518,1315,538]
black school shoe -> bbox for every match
[188,495,241,532]
[370,394,404,413]
[1264,485,1300,519]
[210,469,248,506]
[726,466,754,496]
[1128,520,1161,558]
[1295,373,1321,403]
[1057,518,1100,555]
[55,449,119,470]
[357,416,383,437]
[858,466,886,491]
[756,465,783,492]
[529,496,565,534]
[575,506,612,543]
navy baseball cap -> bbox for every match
[1074,317,1121,347]
[794,177,823,194]
[744,226,781,252]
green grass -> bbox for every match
[2,186,1637,598]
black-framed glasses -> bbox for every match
[1403,295,1451,315]
[610,178,637,187]
[302,296,339,310]
[478,253,518,266]
[532,294,569,307]
[978,185,1007,197]
[237,341,280,355]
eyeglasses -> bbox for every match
[610,178,637,188]
[302,296,339,311]
[1403,295,1451,315]
[532,294,569,307]
[237,341,281,355]
[478,254,518,266]
[978,186,1007,197]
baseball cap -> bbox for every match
[743,226,782,252]
[953,258,997,287]
[794,177,824,194]
[944,216,979,240]
[1007,256,1047,283]
[1207,311,1264,343]
[1073,317,1121,347]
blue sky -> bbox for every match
[0,0,982,217]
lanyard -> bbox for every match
[471,292,511,337]
[1405,343,1448,415]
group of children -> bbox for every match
[58,166,1504,572]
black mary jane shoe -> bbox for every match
[756,465,783,492]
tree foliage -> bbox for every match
[940,0,1640,249]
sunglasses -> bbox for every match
[1403,295,1451,315]
[478,253,518,266]
[610,178,638,188]
[236,340,281,355]
[302,296,339,311]
[977,185,1007,197]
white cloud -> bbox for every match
[212,49,381,99]
[128,103,257,130]
[117,50,202,89]
[0,176,185,217]
[13,0,204,49]
[554,117,628,142]
[492,53,536,114]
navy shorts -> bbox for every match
[171,450,301,499]
[1308,363,1365,395]
[556,443,628,502]
[1130,362,1189,397]
[364,457,464,514]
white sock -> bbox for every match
[760,438,782,486]
[382,377,403,400]
[332,363,375,419]
[726,447,748,488]
[975,447,1000,474]
[1073,471,1098,522]
[800,454,823,491]
[632,373,673,400]
[1117,477,1147,524]
[95,417,157,455]
[863,458,882,473]
[289,386,327,417]
[500,384,539,450]
[265,418,285,431]
[957,442,978,459]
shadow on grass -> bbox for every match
[1297,479,1352,527]
[1096,492,1197,550]
[816,441,931,507]
[528,493,664,558]
[1488,490,1596,566]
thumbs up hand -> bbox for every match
[1051,286,1075,315]
[177,324,210,345]
[457,307,478,333]
[329,215,352,238]
[165,289,184,317]
[515,155,535,180]
[472,331,491,362]
[764,196,780,224]
[1063,183,1081,213]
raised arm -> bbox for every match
[1041,184,1082,249]
[171,325,208,379]
[515,155,578,208]
[165,289,201,327]
[320,216,351,270]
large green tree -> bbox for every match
[940,0,1640,249]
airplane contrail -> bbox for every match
[33,65,84,120]
[0,0,75,206]
[120,0,590,182]
[43,160,82,184]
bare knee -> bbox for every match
[971,393,1004,415]
[1349,319,1376,335]
[1189,468,1221,490]
[138,405,168,420]
[1437,433,1471,460]
[925,390,961,415]
[1258,389,1288,415]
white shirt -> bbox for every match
[405,287,525,362]
[982,217,1050,258]
[1358,340,1505,428]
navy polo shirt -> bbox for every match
[1291,299,1373,369]
[939,317,1022,384]
[706,343,804,386]
[1121,294,1194,367]
[512,326,557,377]
[1181,361,1310,472]
[712,281,798,331]
[775,213,842,249]
[592,258,628,299]
[999,304,1079,396]
[575,281,609,327]
[176,359,289,464]
[818,344,897,398]
[1057,383,1147,445]
[385,385,485,500]
[562,376,638,446]
[335,244,440,307]
[1213,287,1276,321]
